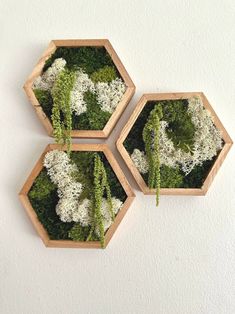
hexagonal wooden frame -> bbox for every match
[23,39,135,138]
[117,92,233,196]
[19,144,135,248]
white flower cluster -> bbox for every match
[33,58,66,90]
[33,58,126,115]
[44,150,83,222]
[70,69,95,116]
[131,97,223,175]
[44,150,123,233]
[96,78,127,114]
[131,148,149,174]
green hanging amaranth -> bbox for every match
[87,153,114,248]
[143,104,163,206]
[51,68,76,153]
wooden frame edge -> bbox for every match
[117,92,233,196]
[19,143,135,248]
[23,39,135,138]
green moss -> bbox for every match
[69,224,91,241]
[51,69,76,152]
[28,169,56,199]
[124,99,195,154]
[72,91,111,130]
[156,100,195,153]
[28,170,74,240]
[124,99,219,189]
[37,47,118,132]
[28,151,127,242]
[160,165,183,188]
[43,47,118,75]
[91,66,117,83]
[183,157,216,188]
[34,89,53,120]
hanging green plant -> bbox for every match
[87,153,114,248]
[123,96,224,198]
[28,149,126,248]
[51,68,76,152]
[142,104,163,205]
[32,46,127,133]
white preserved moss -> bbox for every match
[44,150,123,228]
[33,61,126,116]
[131,96,223,175]
[33,58,66,91]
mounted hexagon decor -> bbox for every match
[19,144,135,248]
[24,39,135,139]
[117,92,232,204]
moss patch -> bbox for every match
[34,47,120,131]
[28,152,127,241]
[43,47,119,76]
[72,91,111,130]
[124,99,220,189]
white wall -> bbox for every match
[1,1,235,313]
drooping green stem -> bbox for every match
[51,69,76,153]
[143,104,163,206]
[88,153,114,248]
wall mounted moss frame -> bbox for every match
[117,92,233,196]
[19,144,135,248]
[24,39,135,138]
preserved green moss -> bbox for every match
[72,91,111,130]
[28,170,74,240]
[28,152,127,241]
[43,47,118,76]
[91,66,117,83]
[34,89,53,120]
[124,99,219,189]
[28,169,56,199]
[160,165,183,188]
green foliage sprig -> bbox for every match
[87,154,114,248]
[51,69,76,153]
[143,104,163,206]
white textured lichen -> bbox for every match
[70,69,95,116]
[96,78,126,114]
[131,96,223,175]
[95,197,123,235]
[33,61,126,116]
[44,150,83,222]
[33,58,66,90]
[43,150,123,229]
[131,149,149,174]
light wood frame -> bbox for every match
[117,92,233,196]
[24,39,135,138]
[19,144,135,248]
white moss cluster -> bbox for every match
[131,97,223,175]
[70,69,95,116]
[44,150,83,222]
[33,58,66,90]
[96,78,127,114]
[74,197,123,235]
[33,58,126,115]
[43,150,123,231]
[131,148,149,174]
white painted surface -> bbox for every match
[1,1,235,313]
